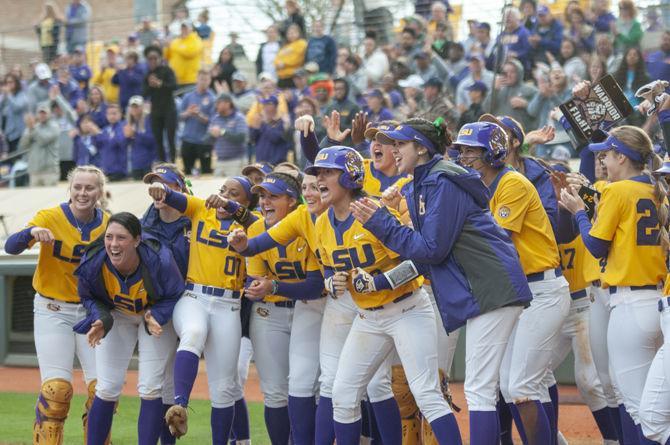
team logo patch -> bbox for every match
[256,307,270,318]
[47,303,61,312]
[498,206,511,218]
[459,128,473,136]
[344,150,364,183]
[489,127,508,155]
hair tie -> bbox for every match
[433,117,445,136]
[184,178,193,195]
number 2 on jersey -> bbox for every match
[636,199,660,246]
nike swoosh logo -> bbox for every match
[297,246,305,252]
[353,234,365,240]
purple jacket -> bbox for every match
[73,133,100,166]
[94,121,127,177]
[127,116,156,171]
[112,64,147,110]
[250,119,291,165]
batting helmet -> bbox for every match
[305,146,365,189]
[454,122,509,169]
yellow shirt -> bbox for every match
[490,169,560,275]
[92,67,119,104]
[315,208,421,308]
[267,205,319,254]
[166,32,204,85]
[362,159,411,199]
[39,18,55,47]
[663,273,670,297]
[183,194,246,290]
[101,260,148,315]
[559,235,596,293]
[246,218,320,303]
[590,178,666,288]
[274,39,307,80]
[26,204,108,303]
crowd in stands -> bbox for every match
[1,0,669,187]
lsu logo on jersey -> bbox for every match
[332,244,376,270]
[52,241,86,263]
[275,261,307,280]
[113,294,145,313]
[195,221,228,248]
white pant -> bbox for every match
[236,337,254,393]
[607,289,662,424]
[95,311,177,401]
[33,294,96,384]
[319,291,392,402]
[500,276,571,403]
[589,286,621,407]
[425,285,460,376]
[640,302,670,443]
[465,305,522,411]
[332,289,451,424]
[173,289,242,408]
[289,299,326,397]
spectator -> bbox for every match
[49,87,78,180]
[474,23,496,65]
[20,104,60,187]
[335,47,351,78]
[415,77,456,124]
[85,85,108,128]
[396,74,424,120]
[498,7,532,72]
[428,2,449,38]
[309,75,334,113]
[69,47,92,96]
[231,71,257,115]
[564,7,595,52]
[587,53,607,82]
[414,52,439,83]
[166,21,203,87]
[112,51,146,111]
[92,103,127,181]
[27,63,52,112]
[124,96,156,180]
[247,73,290,126]
[143,45,178,162]
[35,2,63,64]
[443,43,469,92]
[590,0,616,34]
[125,34,143,59]
[359,0,394,45]
[455,54,494,113]
[274,23,307,89]
[306,20,337,75]
[64,0,90,53]
[553,38,587,87]
[363,89,394,124]
[646,31,670,82]
[195,9,213,43]
[528,68,572,129]
[398,27,423,61]
[380,73,404,109]
[211,47,236,92]
[462,19,480,56]
[92,47,119,104]
[72,114,100,166]
[280,0,306,38]
[225,32,247,60]
[521,0,538,31]
[167,6,189,39]
[641,8,664,54]
[529,6,563,65]
[1,74,29,155]
[137,18,160,49]
[596,33,622,73]
[179,69,216,175]
[361,33,389,84]
[53,67,83,109]
[613,1,643,52]
[249,95,292,165]
[324,78,360,146]
[483,59,537,131]
[290,69,310,101]
[614,46,651,113]
[343,55,368,102]
[256,25,281,78]
[208,93,248,177]
[415,0,449,19]
[457,81,487,129]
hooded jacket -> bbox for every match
[74,237,184,337]
[483,59,538,131]
[141,205,191,278]
[364,156,532,332]
[166,31,203,85]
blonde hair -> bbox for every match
[611,126,669,251]
[66,165,110,211]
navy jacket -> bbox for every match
[523,157,558,237]
[112,64,147,110]
[364,156,532,332]
[250,119,291,165]
[141,204,191,278]
[127,117,157,171]
[74,237,184,336]
[94,121,127,177]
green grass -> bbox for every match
[0,392,270,445]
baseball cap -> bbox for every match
[242,162,274,177]
[143,166,186,189]
[550,146,571,162]
[467,53,485,64]
[379,124,437,155]
[477,22,491,31]
[304,62,320,74]
[36,102,51,113]
[216,92,234,103]
[260,95,279,106]
[232,71,247,82]
[414,51,430,60]
[258,71,277,83]
[467,80,488,94]
[654,161,670,175]
[72,45,85,54]
[398,74,424,89]
[537,5,550,15]
[180,19,193,29]
[588,133,644,163]
[35,63,52,80]
[293,68,307,78]
[424,77,444,90]
[364,122,396,141]
[479,114,525,144]
[251,174,299,198]
[129,95,144,106]
[365,89,384,99]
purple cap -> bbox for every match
[242,162,274,177]
[365,89,384,99]
[251,174,299,198]
[143,167,185,190]
[467,80,488,94]
[588,134,644,163]
[260,95,279,105]
[379,124,437,155]
[538,5,550,15]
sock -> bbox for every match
[288,395,316,445]
[160,403,176,445]
[542,401,557,445]
[334,419,362,445]
[470,411,500,445]
[497,393,514,445]
[315,397,335,445]
[232,398,250,442]
[549,385,559,445]
[211,406,235,445]
[428,413,463,444]
[264,406,290,445]
[638,423,662,445]
[173,350,199,407]
[361,400,371,438]
[592,407,618,441]
[138,398,164,445]
[509,403,529,444]
[87,397,115,445]
[609,406,624,443]
[512,401,551,445]
[619,404,640,445]
[371,398,402,445]
[366,400,382,444]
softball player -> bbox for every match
[228,173,402,445]
[352,119,533,445]
[147,176,254,443]
[141,164,192,445]
[560,126,667,443]
[244,172,325,445]
[4,165,109,445]
[454,121,570,444]
[302,145,462,445]
[74,212,183,445]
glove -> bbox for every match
[325,271,349,297]
[352,267,376,293]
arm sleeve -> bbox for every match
[242,232,282,256]
[76,275,114,336]
[4,227,34,254]
[526,92,545,116]
[223,200,259,228]
[575,210,610,258]
[163,187,189,214]
[300,130,320,164]
[275,270,325,300]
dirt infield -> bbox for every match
[0,365,602,444]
